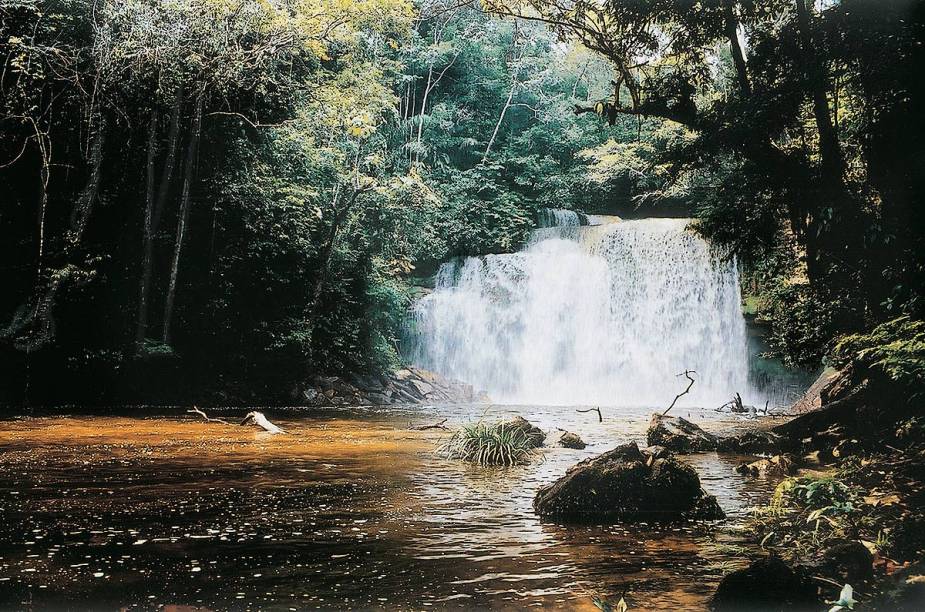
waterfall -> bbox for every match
[537,208,582,228]
[407,215,757,407]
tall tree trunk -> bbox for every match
[68,114,106,249]
[483,80,516,162]
[135,110,159,348]
[794,0,864,326]
[135,93,183,347]
[33,128,50,284]
[162,92,204,345]
[154,89,184,231]
[414,65,434,165]
[306,187,368,326]
[794,0,852,283]
[794,0,844,181]
[724,0,751,96]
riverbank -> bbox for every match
[708,360,925,610]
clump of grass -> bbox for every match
[436,421,536,466]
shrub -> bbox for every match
[833,316,925,390]
[436,421,537,466]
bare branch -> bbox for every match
[576,407,603,422]
[663,370,696,416]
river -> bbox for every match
[0,406,780,610]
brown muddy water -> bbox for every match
[0,405,781,610]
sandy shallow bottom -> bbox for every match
[0,405,781,610]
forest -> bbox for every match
[1,0,922,405]
[1,0,925,609]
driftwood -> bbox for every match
[663,370,696,416]
[414,418,449,430]
[187,407,285,434]
[186,406,233,425]
[240,411,285,434]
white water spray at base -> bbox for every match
[407,217,757,407]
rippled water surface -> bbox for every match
[0,406,780,610]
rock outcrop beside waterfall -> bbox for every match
[295,367,483,407]
[533,442,724,522]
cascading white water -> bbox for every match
[407,214,758,407]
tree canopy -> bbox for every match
[1,0,922,402]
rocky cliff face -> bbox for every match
[295,367,486,407]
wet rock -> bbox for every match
[818,539,873,585]
[557,431,586,449]
[717,430,785,454]
[533,442,724,522]
[366,392,393,405]
[711,557,820,612]
[300,368,483,407]
[646,414,719,453]
[820,366,856,404]
[409,379,434,397]
[790,368,841,414]
[643,445,671,461]
[392,386,421,404]
[501,416,545,448]
[350,374,386,393]
[736,454,797,478]
[315,375,339,391]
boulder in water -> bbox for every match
[736,454,797,478]
[711,557,820,612]
[557,431,586,449]
[717,430,786,454]
[501,416,545,448]
[533,442,724,522]
[646,414,719,453]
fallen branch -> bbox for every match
[576,407,602,422]
[415,419,449,430]
[186,406,233,425]
[187,407,285,434]
[663,370,696,416]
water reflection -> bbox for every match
[0,406,778,609]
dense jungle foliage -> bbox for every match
[1,0,922,404]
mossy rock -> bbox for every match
[533,442,724,523]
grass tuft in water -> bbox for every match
[436,421,536,466]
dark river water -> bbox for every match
[0,405,781,610]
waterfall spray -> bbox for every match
[407,215,757,407]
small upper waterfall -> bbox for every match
[406,213,757,407]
